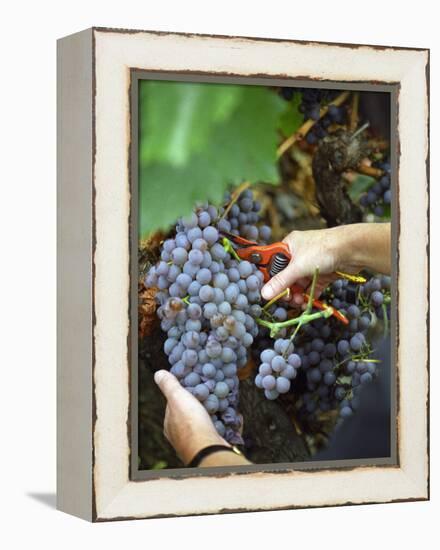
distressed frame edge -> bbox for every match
[56,27,94,522]
[87,29,429,521]
[92,25,430,53]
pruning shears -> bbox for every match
[221,231,349,325]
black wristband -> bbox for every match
[187,444,242,468]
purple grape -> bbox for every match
[350,335,362,352]
[360,372,373,384]
[202,226,219,245]
[182,349,198,367]
[198,211,211,228]
[199,285,215,303]
[259,362,272,376]
[171,247,188,265]
[264,389,279,400]
[238,261,253,278]
[214,381,229,399]
[194,384,210,401]
[371,290,384,306]
[259,225,271,241]
[262,375,276,390]
[287,354,301,368]
[211,243,227,261]
[271,355,286,372]
[202,363,216,379]
[276,376,290,394]
[188,249,204,265]
[187,303,202,320]
[282,365,297,380]
[309,368,322,383]
[183,372,200,387]
[337,339,350,355]
[340,406,353,418]
[323,371,336,385]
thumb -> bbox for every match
[154,370,182,402]
[261,262,304,301]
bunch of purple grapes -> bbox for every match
[255,338,302,400]
[298,88,341,120]
[359,161,391,217]
[360,275,391,321]
[302,106,347,146]
[254,276,390,425]
[280,87,347,145]
[145,191,268,444]
[216,189,272,244]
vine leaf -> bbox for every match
[140,81,242,167]
[139,85,284,237]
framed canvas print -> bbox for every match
[57,27,429,522]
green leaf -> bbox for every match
[348,174,376,202]
[139,85,284,237]
[278,92,304,137]
[140,81,243,167]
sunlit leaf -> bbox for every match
[140,81,242,167]
[139,85,284,237]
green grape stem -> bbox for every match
[262,288,290,311]
[305,266,320,314]
[257,307,334,339]
[257,267,326,339]
[221,237,241,262]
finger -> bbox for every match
[154,370,183,402]
[261,262,305,301]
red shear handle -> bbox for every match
[235,240,293,283]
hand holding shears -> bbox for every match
[221,231,349,325]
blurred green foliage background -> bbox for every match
[138,80,292,237]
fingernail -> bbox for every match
[261,285,272,300]
[154,370,166,384]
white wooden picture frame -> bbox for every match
[57,27,429,522]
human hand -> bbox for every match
[260,223,391,305]
[261,226,356,305]
[154,370,229,465]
